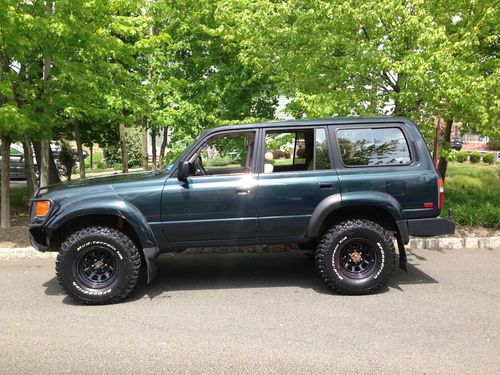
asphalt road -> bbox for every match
[1,248,499,374]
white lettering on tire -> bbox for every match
[374,242,385,279]
[331,236,347,280]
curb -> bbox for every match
[0,237,499,258]
[406,236,500,250]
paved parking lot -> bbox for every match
[1,248,499,374]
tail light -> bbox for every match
[438,178,444,209]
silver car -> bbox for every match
[0,143,30,179]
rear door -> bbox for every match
[256,127,340,240]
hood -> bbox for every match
[38,171,161,200]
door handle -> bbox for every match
[236,187,251,195]
[318,183,333,189]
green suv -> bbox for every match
[29,117,454,304]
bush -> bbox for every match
[271,149,290,159]
[58,141,77,180]
[469,151,482,163]
[207,155,236,167]
[103,127,143,168]
[96,160,107,170]
[483,153,495,164]
[487,139,500,151]
[456,150,468,163]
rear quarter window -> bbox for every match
[337,127,411,166]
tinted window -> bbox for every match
[337,128,410,166]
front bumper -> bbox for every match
[407,217,455,237]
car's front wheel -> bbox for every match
[315,219,396,295]
[56,226,141,304]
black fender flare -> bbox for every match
[46,199,160,283]
[306,192,409,270]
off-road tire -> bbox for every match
[316,219,396,295]
[56,226,141,305]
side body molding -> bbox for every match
[46,199,160,283]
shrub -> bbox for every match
[58,141,77,180]
[456,150,468,163]
[487,139,500,151]
[103,127,143,168]
[271,149,290,159]
[207,155,236,167]
[483,153,495,164]
[469,151,482,163]
[96,160,107,170]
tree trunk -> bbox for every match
[22,139,37,198]
[151,128,157,170]
[90,144,93,170]
[39,140,50,187]
[437,118,453,181]
[142,118,148,170]
[1,136,11,228]
[119,121,128,173]
[159,127,168,163]
[74,121,86,179]
[33,141,61,186]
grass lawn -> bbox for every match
[442,162,499,229]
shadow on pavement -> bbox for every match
[42,251,438,304]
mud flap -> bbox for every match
[396,233,408,272]
[143,247,160,283]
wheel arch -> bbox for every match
[306,192,405,240]
[46,200,159,283]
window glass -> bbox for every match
[264,128,328,173]
[315,128,330,170]
[190,132,255,176]
[337,127,410,166]
[10,146,23,156]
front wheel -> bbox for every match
[315,219,395,295]
[56,226,141,304]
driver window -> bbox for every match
[189,131,256,176]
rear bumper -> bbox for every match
[406,217,455,237]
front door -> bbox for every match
[256,127,340,240]
[161,130,258,245]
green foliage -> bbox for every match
[469,151,482,163]
[207,155,237,167]
[443,163,500,228]
[0,186,29,209]
[103,127,142,168]
[483,153,495,164]
[84,151,103,168]
[487,139,500,151]
[58,141,77,181]
[456,150,468,163]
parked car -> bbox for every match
[451,137,463,151]
[0,143,35,179]
[0,142,86,180]
[29,117,455,304]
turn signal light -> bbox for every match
[438,178,444,209]
[35,201,51,217]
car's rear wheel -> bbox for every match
[316,219,395,295]
[56,226,141,304]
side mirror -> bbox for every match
[177,161,190,182]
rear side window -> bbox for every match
[337,127,411,166]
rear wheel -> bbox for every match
[316,219,395,295]
[56,226,141,304]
